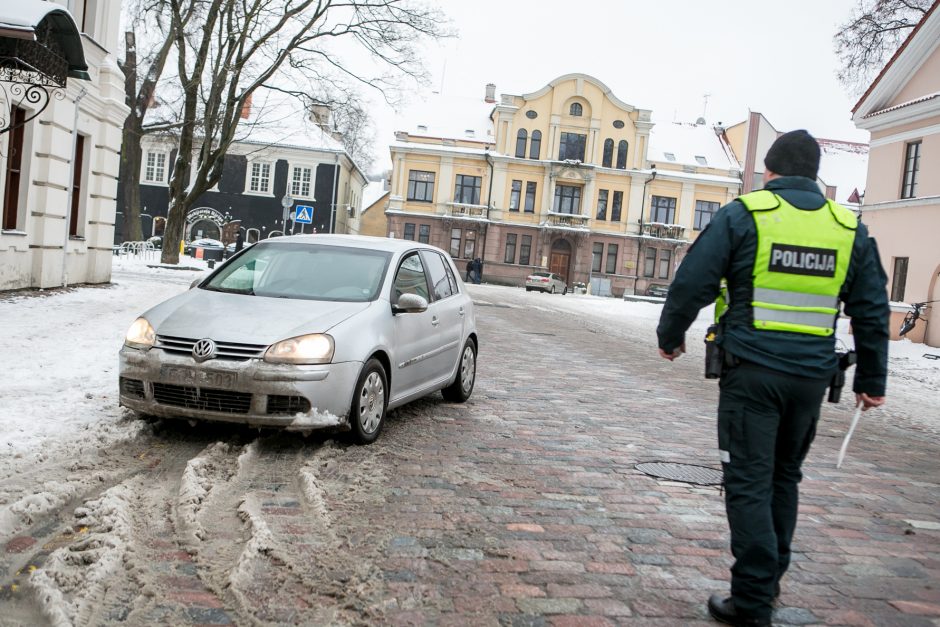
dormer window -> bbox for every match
[695,155,708,166]
[664,152,676,162]
[569,103,583,117]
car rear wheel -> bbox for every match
[550,285,556,294]
[442,339,476,403]
[350,358,387,444]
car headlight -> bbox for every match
[264,334,334,364]
[125,317,155,350]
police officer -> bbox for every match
[656,130,889,626]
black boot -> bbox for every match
[707,594,771,626]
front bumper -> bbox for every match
[118,346,361,430]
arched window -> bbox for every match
[529,130,541,159]
[602,139,614,168]
[616,140,628,169]
[569,102,583,117]
[515,129,528,158]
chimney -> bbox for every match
[484,83,496,103]
[240,92,252,119]
[309,104,331,130]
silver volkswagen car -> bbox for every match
[119,235,478,443]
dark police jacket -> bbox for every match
[656,176,889,396]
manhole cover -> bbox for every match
[635,461,723,486]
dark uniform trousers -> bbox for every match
[717,360,829,619]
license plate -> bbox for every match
[160,366,236,389]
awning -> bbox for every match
[0,0,90,82]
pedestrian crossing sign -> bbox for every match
[294,205,313,224]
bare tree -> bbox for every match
[159,0,446,264]
[116,0,197,243]
[834,0,931,95]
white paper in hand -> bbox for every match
[836,403,864,469]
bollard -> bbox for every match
[179,239,184,255]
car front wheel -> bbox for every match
[442,339,476,403]
[350,358,388,444]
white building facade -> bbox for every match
[0,0,129,290]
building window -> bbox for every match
[569,102,583,116]
[403,223,416,240]
[248,161,271,193]
[891,257,908,302]
[529,130,541,159]
[606,243,619,274]
[69,135,86,237]
[659,248,672,279]
[644,247,657,277]
[901,141,921,199]
[450,228,461,257]
[650,195,676,223]
[596,189,608,220]
[553,184,581,214]
[454,174,482,205]
[504,233,517,263]
[291,165,313,198]
[3,107,26,230]
[418,224,430,243]
[407,170,435,202]
[592,242,603,273]
[611,191,623,222]
[509,180,522,211]
[463,230,476,258]
[519,235,532,265]
[694,200,719,230]
[144,151,167,184]
[515,129,528,158]
[559,132,586,161]
[524,181,536,212]
[616,140,628,169]
[602,139,614,168]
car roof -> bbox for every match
[254,234,446,256]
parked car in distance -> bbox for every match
[119,235,478,444]
[646,284,669,298]
[184,238,224,256]
[525,271,567,294]
[147,236,163,250]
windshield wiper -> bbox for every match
[203,285,255,295]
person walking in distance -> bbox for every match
[656,130,889,626]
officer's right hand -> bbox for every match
[658,344,685,361]
[856,393,885,411]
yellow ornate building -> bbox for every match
[386,73,743,296]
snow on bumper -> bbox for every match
[118,346,360,429]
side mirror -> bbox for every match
[392,293,429,314]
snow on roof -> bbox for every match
[362,181,388,210]
[818,140,869,206]
[864,91,940,118]
[393,91,495,143]
[648,120,739,171]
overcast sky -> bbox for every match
[365,0,869,172]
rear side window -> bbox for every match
[421,250,456,300]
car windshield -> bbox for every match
[202,242,392,301]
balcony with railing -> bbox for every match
[641,222,686,240]
[444,202,489,221]
[544,212,591,231]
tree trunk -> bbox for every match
[119,117,144,242]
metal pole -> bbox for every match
[330,153,340,233]
[62,88,88,288]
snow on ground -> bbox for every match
[1,260,937,473]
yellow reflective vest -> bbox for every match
[738,190,857,337]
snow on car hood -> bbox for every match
[142,288,376,345]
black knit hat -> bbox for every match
[764,130,821,179]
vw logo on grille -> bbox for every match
[192,339,217,362]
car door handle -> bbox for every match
[458,307,465,316]
[431,316,440,326]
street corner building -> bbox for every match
[383,73,745,297]
[852,1,940,347]
[1,0,129,291]
[120,98,369,248]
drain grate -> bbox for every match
[635,461,723,486]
